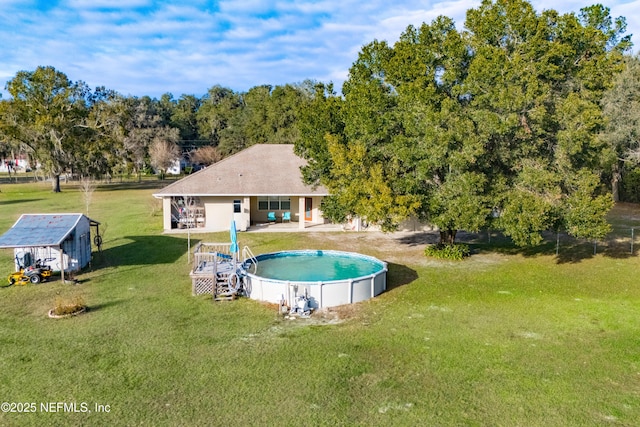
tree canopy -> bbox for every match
[0,66,93,191]
[296,0,629,244]
[600,54,640,201]
[0,69,318,189]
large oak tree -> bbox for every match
[297,0,628,245]
[600,55,640,201]
[1,66,91,192]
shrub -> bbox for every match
[52,296,86,316]
[424,243,470,260]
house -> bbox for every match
[1,155,31,173]
[0,213,100,273]
[152,144,330,232]
[166,157,187,175]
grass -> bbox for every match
[1,181,639,426]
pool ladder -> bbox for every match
[242,246,258,274]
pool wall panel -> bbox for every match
[244,251,387,309]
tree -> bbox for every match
[189,145,222,166]
[175,95,201,141]
[1,66,91,192]
[120,96,180,180]
[79,177,96,216]
[563,170,613,240]
[482,2,625,244]
[266,83,312,144]
[305,17,486,236]
[295,82,344,186]
[322,134,421,230]
[464,1,625,244]
[0,104,20,183]
[197,85,243,149]
[80,87,127,179]
[600,55,640,201]
[297,0,628,245]
[149,138,180,178]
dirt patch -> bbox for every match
[317,303,365,322]
[316,231,434,265]
[310,229,506,267]
[258,300,361,324]
[608,203,640,227]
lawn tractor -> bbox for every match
[7,254,53,286]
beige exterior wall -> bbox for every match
[202,196,250,232]
[311,196,326,224]
[397,216,436,232]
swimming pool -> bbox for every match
[243,250,387,309]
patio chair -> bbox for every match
[282,211,291,223]
[267,212,277,223]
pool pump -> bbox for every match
[288,294,311,317]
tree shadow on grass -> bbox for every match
[394,231,440,247]
[386,262,418,292]
[92,235,201,268]
[87,299,127,313]
[471,236,636,264]
[94,181,169,191]
[0,198,43,206]
[396,230,636,264]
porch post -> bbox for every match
[162,197,172,231]
[299,197,306,229]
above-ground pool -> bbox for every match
[243,250,387,309]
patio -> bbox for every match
[247,221,343,232]
[164,221,344,234]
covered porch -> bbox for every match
[247,195,326,230]
[246,221,342,232]
[162,195,329,232]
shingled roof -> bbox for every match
[153,144,329,197]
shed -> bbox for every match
[0,213,100,273]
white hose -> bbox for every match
[227,272,241,292]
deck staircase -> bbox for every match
[213,269,238,301]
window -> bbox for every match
[258,197,268,210]
[233,199,241,213]
[258,196,290,210]
[269,196,280,210]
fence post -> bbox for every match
[631,228,635,255]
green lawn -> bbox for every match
[1,182,639,426]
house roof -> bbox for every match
[153,144,329,197]
[0,214,98,249]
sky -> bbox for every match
[1,0,639,99]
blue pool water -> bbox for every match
[253,250,384,282]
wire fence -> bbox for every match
[451,226,640,260]
[0,172,181,186]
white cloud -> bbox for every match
[65,0,152,9]
[0,0,638,98]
